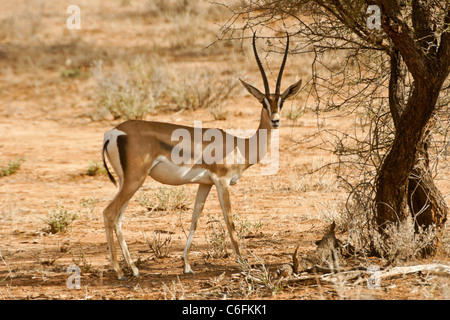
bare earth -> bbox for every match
[0,0,449,300]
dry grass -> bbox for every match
[0,0,448,301]
[91,57,165,120]
[204,215,230,259]
[371,219,438,263]
[91,56,242,120]
[144,231,173,258]
[170,69,242,114]
[136,186,191,212]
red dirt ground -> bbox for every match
[0,0,448,300]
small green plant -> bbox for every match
[61,68,81,78]
[44,205,79,234]
[137,187,191,212]
[86,161,106,176]
[79,197,99,215]
[0,158,25,177]
[233,213,264,239]
[204,215,229,259]
[72,248,93,274]
[60,58,89,79]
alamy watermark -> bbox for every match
[170,121,279,175]
[367,265,381,289]
[66,265,81,289]
[366,5,381,30]
[66,5,81,30]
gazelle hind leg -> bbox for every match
[103,195,126,279]
[114,201,140,278]
[104,176,147,279]
[103,131,129,279]
[103,128,150,279]
[104,207,124,279]
[182,184,212,274]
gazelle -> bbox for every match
[101,32,302,279]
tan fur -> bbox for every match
[102,35,302,279]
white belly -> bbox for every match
[149,156,213,185]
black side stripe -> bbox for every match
[117,134,128,177]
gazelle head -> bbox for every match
[240,32,302,129]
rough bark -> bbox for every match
[408,158,449,255]
[373,0,449,254]
[374,79,442,227]
[377,47,448,254]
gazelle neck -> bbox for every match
[242,108,274,168]
[257,107,273,132]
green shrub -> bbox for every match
[0,158,25,177]
[44,205,79,234]
[86,161,106,176]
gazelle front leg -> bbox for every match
[182,183,212,274]
[215,178,241,260]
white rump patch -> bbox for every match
[104,129,127,186]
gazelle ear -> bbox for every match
[240,78,265,102]
[281,79,302,101]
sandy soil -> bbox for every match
[0,0,448,300]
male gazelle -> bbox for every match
[102,33,302,279]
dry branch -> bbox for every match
[277,221,450,288]
[280,263,450,286]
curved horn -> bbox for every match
[252,32,270,96]
[275,32,289,95]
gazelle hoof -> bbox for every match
[132,268,140,278]
[183,266,195,274]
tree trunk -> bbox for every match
[375,80,438,226]
[374,0,449,256]
[408,144,448,255]
[374,84,448,256]
[376,48,448,254]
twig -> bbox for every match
[0,250,12,281]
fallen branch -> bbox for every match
[279,264,450,286]
[352,263,450,286]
